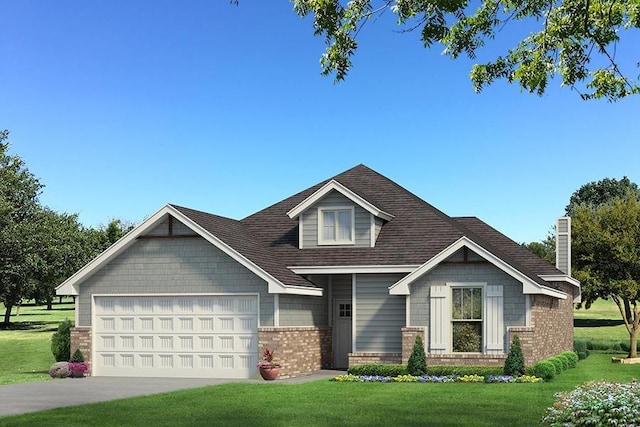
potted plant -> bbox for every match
[68,349,89,378]
[257,348,281,380]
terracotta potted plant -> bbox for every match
[257,348,281,380]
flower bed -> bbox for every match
[542,380,640,426]
[330,374,542,383]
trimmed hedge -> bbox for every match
[51,319,73,362]
[426,366,504,377]
[574,339,589,360]
[561,351,579,368]
[532,360,556,381]
[347,364,503,377]
[348,364,408,377]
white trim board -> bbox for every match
[286,180,394,221]
[56,204,322,297]
[288,265,420,275]
[388,236,568,300]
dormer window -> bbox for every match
[318,207,354,245]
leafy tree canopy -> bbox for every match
[290,0,640,101]
[573,193,640,357]
[565,176,640,216]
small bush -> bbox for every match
[541,381,640,426]
[407,335,427,376]
[51,320,73,362]
[504,335,525,376]
[348,364,408,377]
[70,348,85,363]
[548,357,564,374]
[560,351,579,368]
[532,360,556,381]
[49,362,71,379]
[556,354,570,371]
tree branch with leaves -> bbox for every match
[291,0,640,101]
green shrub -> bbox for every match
[561,351,579,368]
[556,354,570,370]
[548,357,564,374]
[348,364,408,377]
[51,319,73,362]
[407,335,427,376]
[70,348,85,363]
[541,381,640,426]
[504,335,525,376]
[532,360,556,381]
[574,340,589,360]
[426,366,503,377]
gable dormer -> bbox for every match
[286,180,393,249]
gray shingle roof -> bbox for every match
[172,164,563,289]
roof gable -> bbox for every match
[56,205,321,297]
[286,179,394,221]
[388,236,568,299]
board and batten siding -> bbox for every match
[355,274,406,353]
[77,236,275,327]
[409,262,526,352]
[300,190,372,248]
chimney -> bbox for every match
[556,217,571,275]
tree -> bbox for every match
[29,208,94,310]
[573,194,640,357]
[565,177,640,216]
[524,233,555,264]
[0,131,43,326]
[290,0,640,101]
[407,334,427,375]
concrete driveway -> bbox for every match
[0,371,342,417]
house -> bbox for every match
[56,165,580,379]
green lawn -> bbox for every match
[0,300,75,385]
[0,298,637,426]
[574,298,628,342]
[0,353,638,427]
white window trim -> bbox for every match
[449,282,486,354]
[317,206,355,245]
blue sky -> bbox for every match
[1,1,638,244]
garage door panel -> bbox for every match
[94,295,258,378]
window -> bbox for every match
[338,303,352,318]
[451,287,483,352]
[318,207,354,245]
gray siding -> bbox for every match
[373,217,384,245]
[409,262,526,349]
[331,274,353,301]
[300,191,372,248]
[78,237,274,327]
[279,278,329,326]
[355,274,406,353]
[145,216,197,236]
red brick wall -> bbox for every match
[348,353,402,365]
[402,327,426,364]
[70,327,92,375]
[528,282,575,361]
[258,326,332,378]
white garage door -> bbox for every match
[93,295,258,378]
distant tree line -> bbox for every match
[0,130,132,327]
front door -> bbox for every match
[333,299,352,369]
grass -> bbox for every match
[574,298,628,342]
[0,300,75,385]
[0,353,638,427]
[0,298,636,425]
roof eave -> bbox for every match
[389,236,569,300]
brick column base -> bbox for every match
[258,327,332,379]
[402,326,426,364]
[70,327,92,375]
[508,327,535,366]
